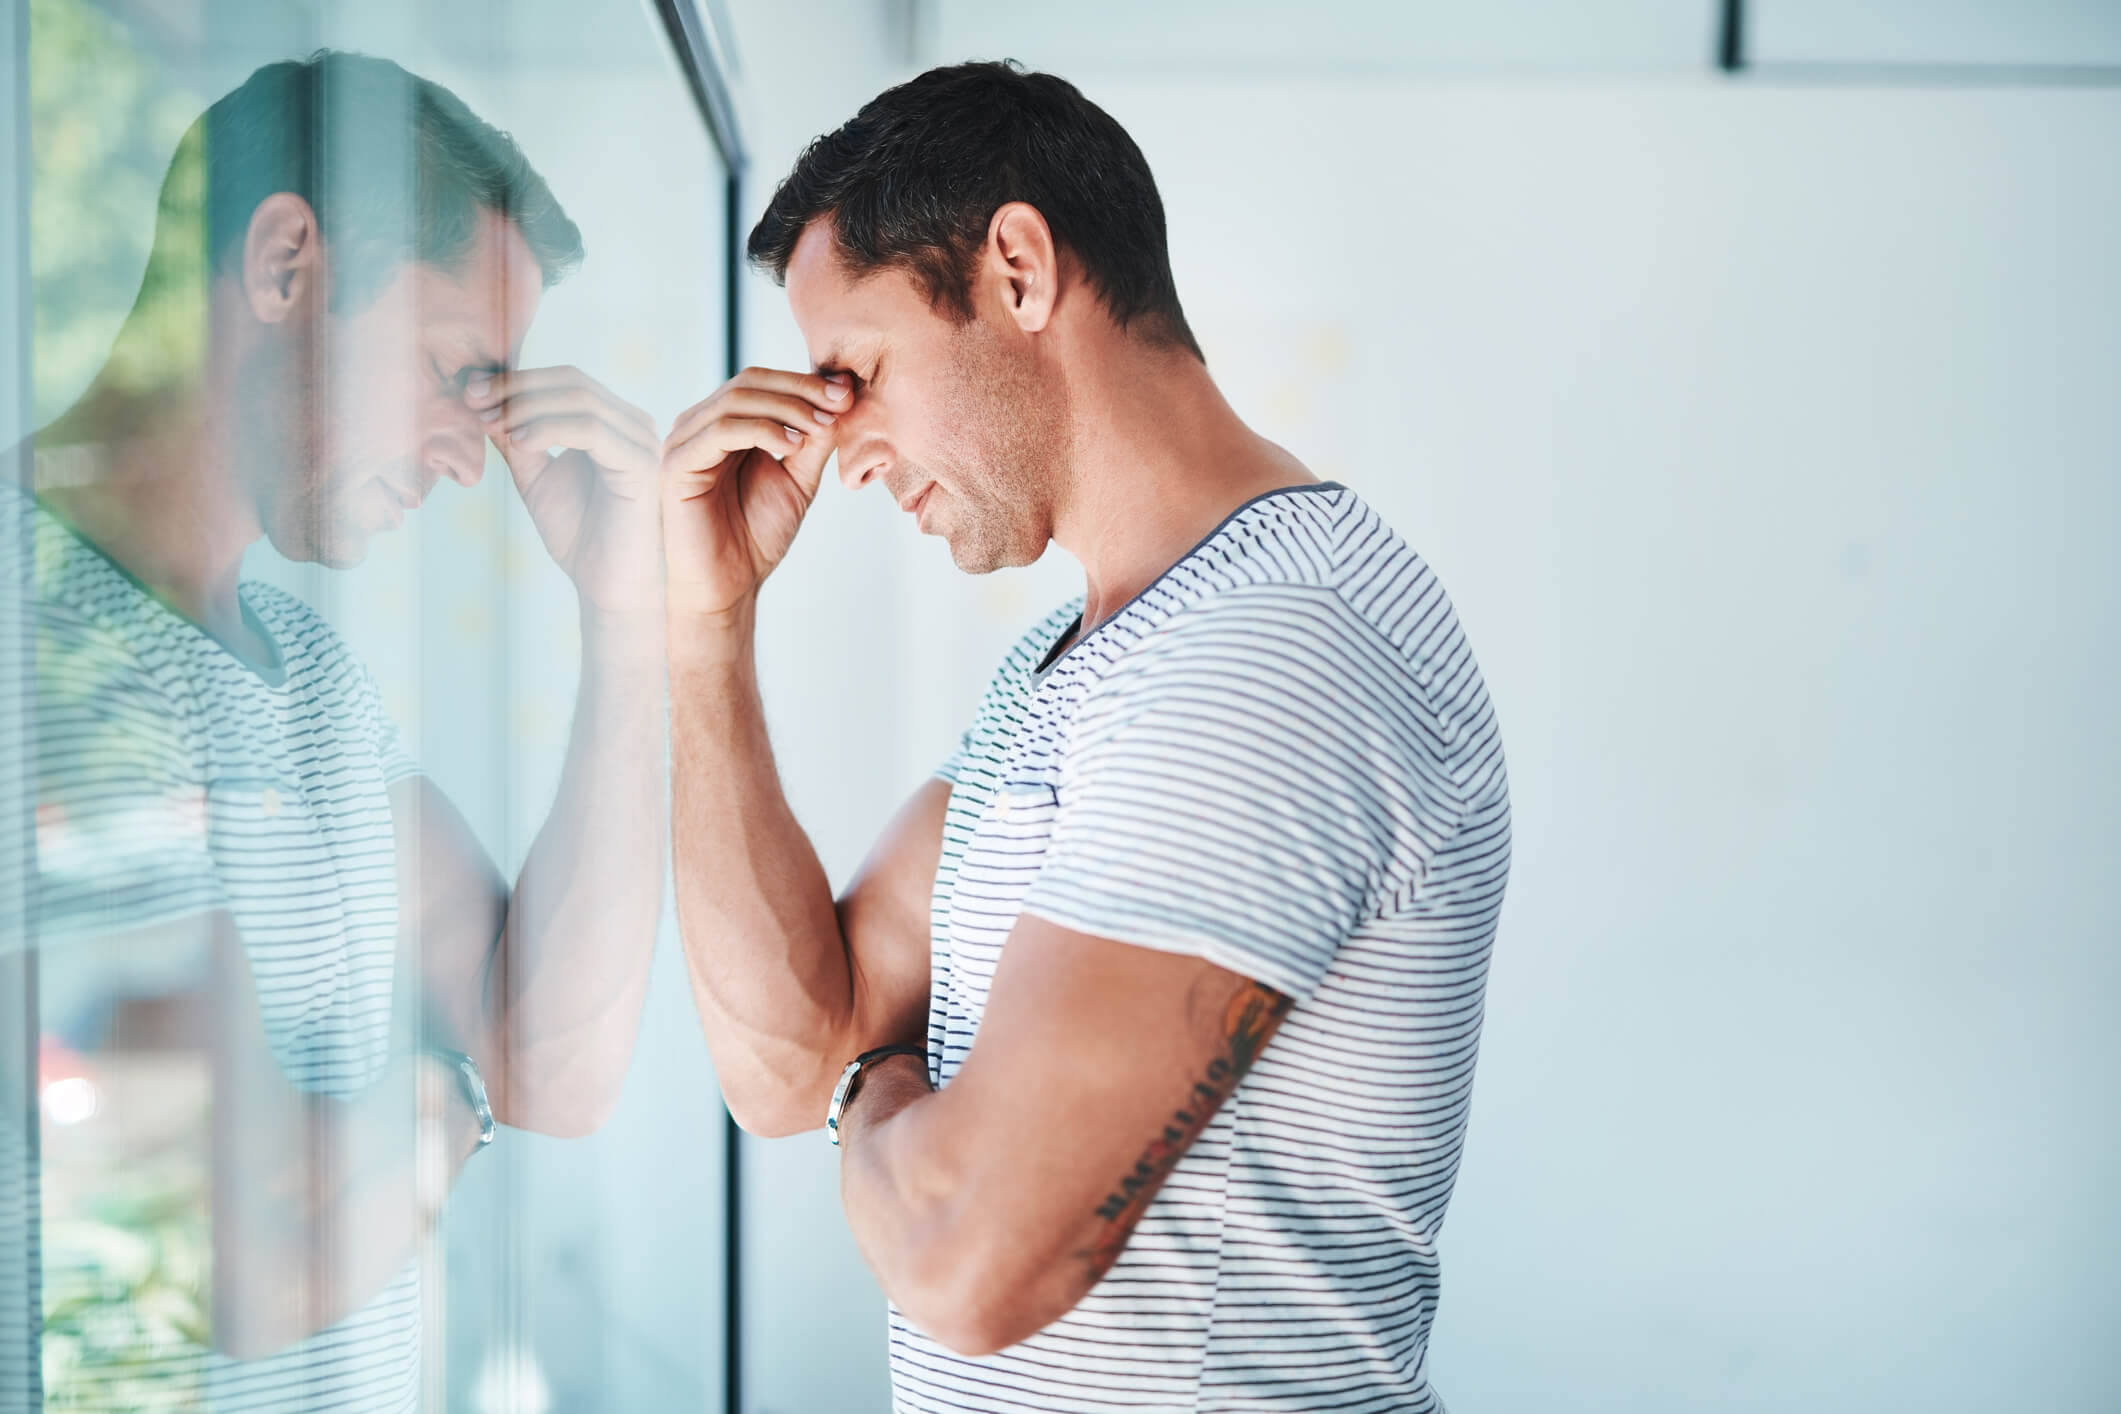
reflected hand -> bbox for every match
[469,366,663,614]
[658,366,849,620]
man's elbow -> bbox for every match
[721,1088,820,1140]
[920,1308,1031,1361]
[713,1055,837,1139]
[897,1241,1083,1359]
[501,1093,614,1140]
[494,1066,626,1139]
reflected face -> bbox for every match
[784,219,1068,574]
[244,209,544,568]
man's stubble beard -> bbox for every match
[233,326,363,569]
[939,324,1073,576]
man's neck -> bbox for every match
[1050,339,1317,633]
[35,358,261,639]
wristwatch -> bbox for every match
[825,1045,926,1147]
[427,1046,496,1151]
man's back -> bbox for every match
[905,482,1510,1412]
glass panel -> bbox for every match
[1752,0,2121,67]
[13,2,723,1409]
[926,0,1718,73]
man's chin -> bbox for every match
[945,531,1037,577]
[268,522,375,570]
[314,543,372,570]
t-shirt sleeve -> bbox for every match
[1019,589,1461,1002]
[934,723,976,786]
[356,666,422,786]
[32,608,226,946]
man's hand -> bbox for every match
[659,367,850,619]
[468,366,663,614]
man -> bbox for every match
[20,52,664,1410]
[663,61,1510,1413]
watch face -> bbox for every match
[461,1065,496,1144]
[826,1059,864,1147]
[438,1049,497,1146]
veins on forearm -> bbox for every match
[1074,979,1291,1285]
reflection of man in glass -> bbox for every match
[24,51,665,1408]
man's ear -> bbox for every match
[984,201,1059,335]
[241,192,325,325]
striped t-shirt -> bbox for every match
[29,498,422,1413]
[900,482,1510,1414]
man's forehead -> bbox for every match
[787,219,922,372]
[411,263,529,365]
[414,216,541,361]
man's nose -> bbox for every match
[430,440,484,488]
[836,434,887,492]
[429,396,487,487]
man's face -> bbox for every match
[242,208,543,568]
[784,219,1069,574]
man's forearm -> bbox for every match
[210,917,477,1358]
[669,597,857,1134]
[835,1059,1090,1358]
[485,604,668,1136]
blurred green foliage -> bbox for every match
[32,11,219,1406]
[41,1152,211,1413]
[31,0,205,423]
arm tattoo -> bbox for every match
[1074,979,1292,1284]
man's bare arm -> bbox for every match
[833,914,1292,1356]
[203,905,485,1357]
[400,367,671,1139]
[669,603,939,1136]
[660,365,937,1137]
[69,912,481,1359]
[399,606,667,1139]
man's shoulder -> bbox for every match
[1105,483,1405,634]
[29,509,189,700]
[1138,486,1464,684]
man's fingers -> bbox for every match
[468,366,657,448]
[664,367,850,450]
[661,416,813,478]
[779,416,836,499]
[496,414,659,484]
[664,391,830,456]
[663,389,840,459]
[484,387,659,466]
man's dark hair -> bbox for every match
[749,61,1202,362]
[155,49,583,312]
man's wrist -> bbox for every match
[414,1052,483,1218]
[667,595,759,676]
[578,599,667,669]
[422,1047,496,1154]
[833,1050,929,1149]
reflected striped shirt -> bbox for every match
[898,482,1510,1413]
[29,499,421,1414]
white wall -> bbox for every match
[723,28,2121,1414]
[1093,76,2120,1412]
